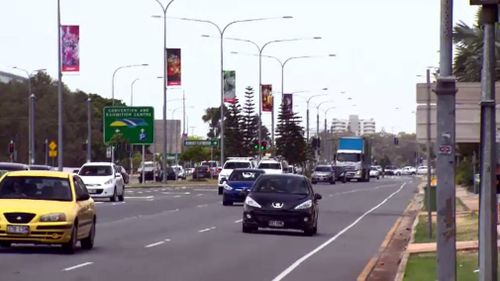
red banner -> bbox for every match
[262,84,273,112]
[61,25,80,72]
[167,48,181,86]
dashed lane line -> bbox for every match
[198,226,216,233]
[62,262,94,272]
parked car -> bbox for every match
[311,165,336,184]
[165,167,177,180]
[401,166,417,175]
[137,161,162,183]
[257,158,289,175]
[417,166,431,175]
[172,165,186,180]
[78,162,125,202]
[193,165,211,179]
[28,164,53,171]
[0,162,29,177]
[201,160,220,178]
[222,169,265,206]
[384,165,398,176]
[369,166,380,179]
[116,165,129,184]
[242,174,322,236]
[0,170,96,253]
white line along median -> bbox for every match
[272,182,407,281]
[62,262,94,272]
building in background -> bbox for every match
[0,71,25,84]
[153,120,181,160]
[330,115,376,136]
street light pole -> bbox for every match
[316,101,334,137]
[57,0,63,171]
[306,91,328,140]
[324,106,336,133]
[425,69,432,240]
[30,94,35,164]
[180,16,292,165]
[154,0,176,183]
[130,78,140,106]
[87,97,91,163]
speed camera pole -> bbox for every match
[435,0,457,280]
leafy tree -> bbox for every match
[179,146,210,163]
[275,103,307,165]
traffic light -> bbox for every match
[252,140,259,151]
[261,141,268,151]
[8,141,14,154]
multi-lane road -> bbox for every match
[0,177,418,281]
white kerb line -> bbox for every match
[62,262,94,272]
[272,182,407,281]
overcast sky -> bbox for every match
[0,0,477,137]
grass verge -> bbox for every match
[403,252,499,281]
[413,211,478,243]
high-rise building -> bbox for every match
[330,115,376,136]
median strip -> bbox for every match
[62,262,94,272]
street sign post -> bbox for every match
[103,107,154,145]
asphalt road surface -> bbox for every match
[0,177,418,281]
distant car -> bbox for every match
[311,165,336,184]
[257,158,288,175]
[222,169,265,206]
[0,162,29,176]
[165,167,177,180]
[331,165,347,183]
[369,166,380,179]
[116,165,129,184]
[201,160,219,178]
[137,161,162,183]
[384,165,397,176]
[172,165,186,180]
[401,166,417,176]
[28,164,53,171]
[372,165,383,173]
[193,165,211,179]
[417,166,431,175]
[394,168,403,176]
[242,174,322,236]
[0,170,96,253]
[78,162,125,202]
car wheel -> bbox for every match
[222,200,232,206]
[0,242,11,248]
[377,176,380,180]
[80,218,95,250]
[110,187,118,202]
[311,181,317,185]
[242,224,256,233]
[138,177,143,183]
[342,176,346,183]
[304,226,315,236]
[62,223,78,254]
[218,186,223,195]
[330,179,336,185]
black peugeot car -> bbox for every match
[242,174,321,236]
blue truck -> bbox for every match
[335,137,371,182]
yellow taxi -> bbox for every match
[0,170,96,253]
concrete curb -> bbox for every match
[127,182,217,189]
[356,181,424,281]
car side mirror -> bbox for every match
[78,193,90,201]
[314,193,322,200]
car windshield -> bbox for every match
[253,177,309,195]
[258,163,281,170]
[224,162,251,169]
[79,166,112,176]
[229,170,264,181]
[0,176,72,201]
[315,166,331,172]
[336,153,361,162]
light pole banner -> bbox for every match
[282,93,293,113]
[223,70,236,104]
[61,25,80,72]
[262,84,273,112]
[167,48,181,86]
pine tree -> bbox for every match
[224,98,244,157]
[275,102,308,165]
[241,86,258,155]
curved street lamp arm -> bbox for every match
[221,17,289,35]
[225,37,260,52]
[173,17,223,34]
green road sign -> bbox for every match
[184,139,219,147]
[103,106,154,145]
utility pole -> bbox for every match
[435,0,457,279]
[426,68,432,239]
[471,1,499,280]
[87,97,92,162]
[57,0,64,171]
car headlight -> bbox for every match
[40,213,67,222]
[104,178,113,185]
[294,199,313,210]
[356,170,362,176]
[244,196,262,208]
[223,182,233,191]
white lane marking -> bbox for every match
[196,194,204,197]
[145,241,165,248]
[125,196,154,199]
[194,189,217,192]
[162,191,191,195]
[62,262,94,272]
[137,191,143,194]
[173,195,181,198]
[94,202,104,205]
[234,219,243,223]
[196,204,208,208]
[198,226,216,233]
[111,202,126,206]
[272,182,407,281]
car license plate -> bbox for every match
[7,225,29,235]
[88,189,97,194]
[268,220,284,228]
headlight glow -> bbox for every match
[223,182,233,191]
[40,213,67,222]
[244,196,262,208]
[294,199,313,210]
[104,178,113,185]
